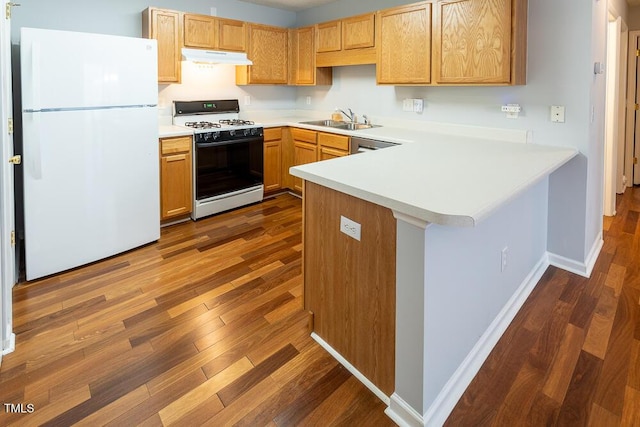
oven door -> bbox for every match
[194,136,264,201]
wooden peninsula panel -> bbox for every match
[304,181,396,395]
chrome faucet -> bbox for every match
[339,108,356,123]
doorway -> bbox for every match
[626,31,640,187]
[0,0,17,362]
[604,10,630,217]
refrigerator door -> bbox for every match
[22,107,160,280]
[20,28,157,111]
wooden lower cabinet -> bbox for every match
[264,128,283,192]
[160,136,192,220]
[291,128,318,193]
[318,132,349,160]
[304,181,396,395]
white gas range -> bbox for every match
[173,99,264,220]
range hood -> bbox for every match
[182,48,253,65]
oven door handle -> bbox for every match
[196,137,262,148]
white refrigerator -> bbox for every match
[20,28,160,281]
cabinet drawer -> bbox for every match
[318,132,349,151]
[161,136,192,155]
[264,127,283,142]
[291,128,317,144]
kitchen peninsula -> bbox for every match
[290,134,578,426]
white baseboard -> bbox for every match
[2,332,15,356]
[547,232,603,278]
[386,393,424,427]
[420,255,550,426]
[310,332,390,406]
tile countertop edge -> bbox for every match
[290,140,579,228]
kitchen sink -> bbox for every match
[299,120,381,131]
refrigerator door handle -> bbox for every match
[31,40,41,111]
[25,113,43,180]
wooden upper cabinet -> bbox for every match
[290,26,332,86]
[183,13,216,48]
[342,13,375,50]
[183,14,246,52]
[377,2,431,85]
[142,8,182,83]
[237,23,288,85]
[433,0,526,85]
[217,18,246,52]
[315,13,377,67]
[316,20,342,52]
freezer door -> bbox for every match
[20,27,157,111]
[22,107,160,280]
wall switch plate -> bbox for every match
[402,99,414,112]
[340,215,361,241]
[413,99,424,113]
[550,105,565,123]
[244,95,251,106]
[210,7,217,16]
[306,96,311,105]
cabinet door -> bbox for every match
[295,26,316,85]
[183,14,216,49]
[242,24,289,84]
[217,18,246,52]
[377,2,431,85]
[342,13,375,50]
[293,141,317,192]
[143,8,182,83]
[160,137,193,220]
[264,128,283,192]
[319,146,348,161]
[434,0,512,84]
[316,20,341,52]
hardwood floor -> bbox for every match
[446,187,640,426]
[0,194,392,426]
[3,187,640,426]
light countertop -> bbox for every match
[159,125,193,138]
[289,132,578,227]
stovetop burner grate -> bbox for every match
[185,121,222,129]
[219,119,255,126]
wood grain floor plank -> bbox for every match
[158,357,252,425]
[620,385,640,427]
[555,350,603,425]
[542,324,585,403]
[588,402,621,426]
[217,343,299,406]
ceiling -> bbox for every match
[238,0,338,12]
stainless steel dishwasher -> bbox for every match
[350,136,399,154]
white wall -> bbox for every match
[10,0,296,41]
[157,63,296,116]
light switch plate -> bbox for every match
[340,215,361,241]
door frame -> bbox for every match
[626,31,640,186]
[0,0,17,362]
[604,14,621,216]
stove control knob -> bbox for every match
[212,132,219,140]
[250,128,257,136]
[202,133,210,142]
[243,129,250,137]
[229,130,236,137]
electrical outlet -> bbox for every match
[501,247,508,272]
[306,96,311,105]
[402,99,414,112]
[340,216,361,241]
[244,95,251,106]
[550,105,565,123]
